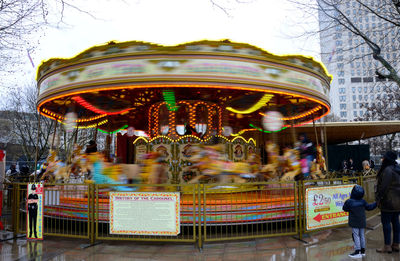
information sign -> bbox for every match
[110,192,180,236]
[306,185,353,230]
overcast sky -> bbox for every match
[6,0,321,92]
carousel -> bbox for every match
[36,40,331,224]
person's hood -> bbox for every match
[350,185,364,200]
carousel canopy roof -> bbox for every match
[36,40,331,134]
[292,121,400,145]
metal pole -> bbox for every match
[291,120,297,145]
[312,118,319,147]
[324,120,329,169]
[74,125,79,144]
[51,120,58,149]
[94,122,98,142]
[34,113,42,182]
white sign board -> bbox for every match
[109,192,180,236]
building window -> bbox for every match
[363,77,373,82]
[340,112,347,117]
[359,95,362,100]
[360,111,363,116]
[358,87,362,93]
[340,103,347,110]
[370,94,374,100]
[364,87,367,93]
[352,87,356,93]
[364,95,368,101]
[339,88,346,94]
[353,103,357,109]
[353,95,356,101]
[338,78,345,84]
[337,63,344,69]
[338,71,345,77]
[339,96,346,102]
[354,111,357,117]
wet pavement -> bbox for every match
[1,214,399,260]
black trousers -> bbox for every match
[28,209,38,237]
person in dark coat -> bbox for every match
[341,160,348,174]
[85,140,98,154]
[348,158,355,173]
[343,185,377,258]
[370,160,375,170]
[375,151,400,253]
[6,164,18,176]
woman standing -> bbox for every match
[375,151,400,253]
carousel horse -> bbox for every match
[39,150,60,182]
[185,144,248,184]
[246,153,262,181]
[137,152,168,191]
[84,153,131,190]
[280,148,302,181]
[38,149,76,183]
[310,145,326,179]
[146,152,168,184]
[259,142,281,180]
[68,144,85,178]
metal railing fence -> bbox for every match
[94,183,198,245]
[200,181,298,247]
[13,183,91,240]
[298,177,360,238]
[9,176,377,246]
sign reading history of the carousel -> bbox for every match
[306,185,353,230]
[26,183,44,240]
[109,192,180,235]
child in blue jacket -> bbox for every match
[343,184,377,259]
